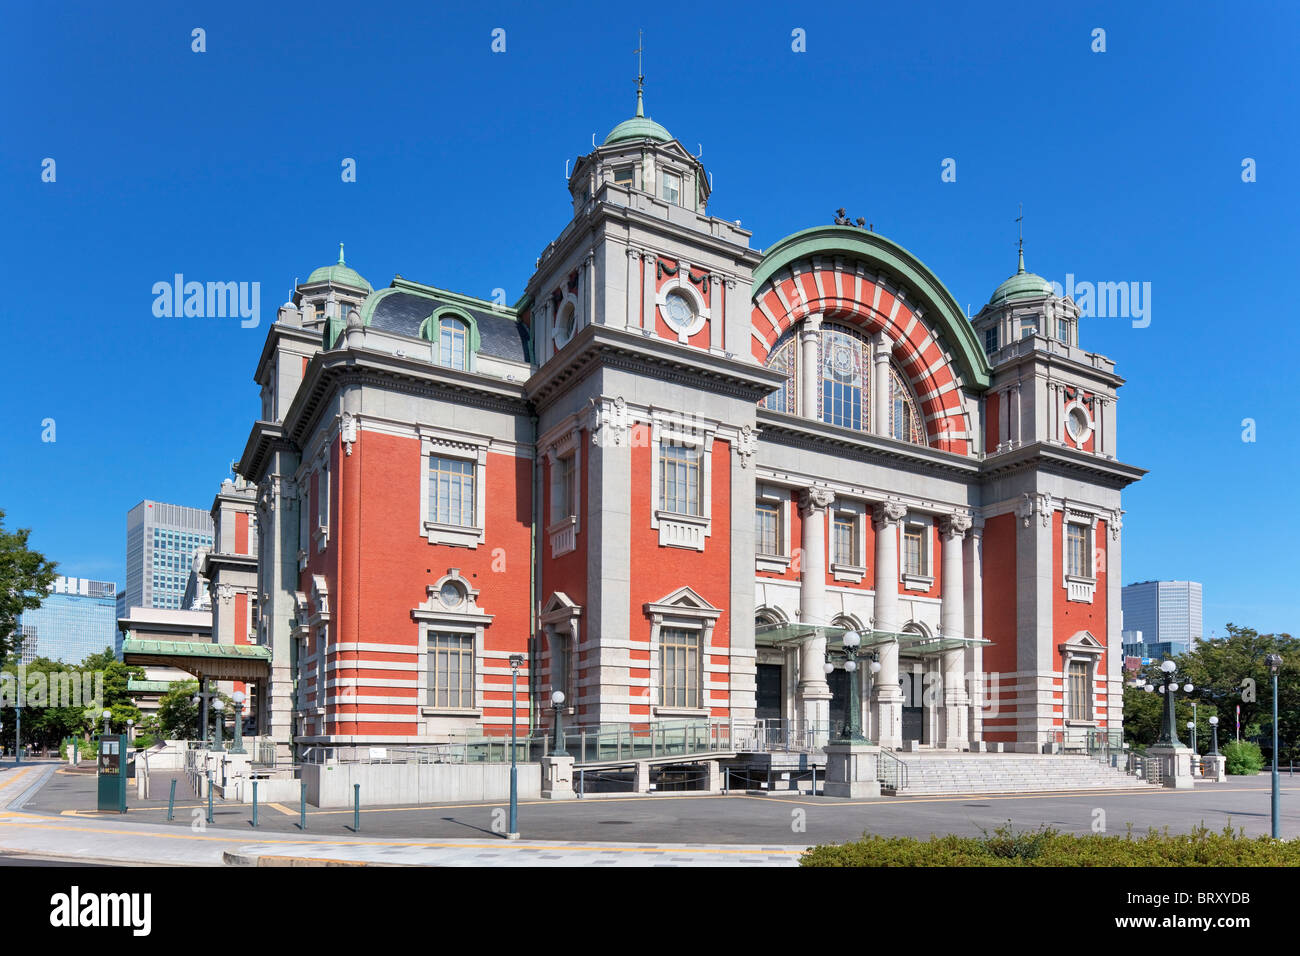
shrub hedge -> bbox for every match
[801,824,1300,866]
[1223,740,1265,775]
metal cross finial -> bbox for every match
[1015,203,1025,272]
[635,29,644,91]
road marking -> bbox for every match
[267,803,298,817]
[736,785,1300,808]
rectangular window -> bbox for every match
[1019,315,1038,339]
[833,514,856,566]
[659,443,701,515]
[429,456,475,527]
[984,326,998,353]
[660,627,699,708]
[903,526,925,577]
[755,502,780,556]
[613,165,634,186]
[554,454,575,520]
[1066,523,1089,577]
[428,632,474,708]
[1068,660,1089,720]
[662,171,681,205]
[1056,318,1069,343]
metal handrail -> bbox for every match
[877,747,908,791]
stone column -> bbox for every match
[623,247,640,332]
[797,486,835,744]
[642,253,657,331]
[966,520,985,744]
[871,501,907,747]
[939,513,972,749]
[798,314,822,419]
[1009,382,1022,448]
[871,332,891,437]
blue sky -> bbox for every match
[2,1,1296,635]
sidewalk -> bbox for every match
[0,763,805,866]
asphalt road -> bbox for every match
[25,766,1300,846]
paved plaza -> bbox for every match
[0,758,1295,866]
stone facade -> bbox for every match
[235,101,1143,756]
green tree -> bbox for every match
[79,647,144,733]
[0,509,58,659]
[156,681,201,740]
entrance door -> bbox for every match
[901,667,924,744]
[755,664,783,720]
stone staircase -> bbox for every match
[889,753,1152,795]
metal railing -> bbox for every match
[876,748,909,791]
[287,717,839,768]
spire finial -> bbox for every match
[1015,203,1024,274]
[634,29,645,116]
[338,242,346,266]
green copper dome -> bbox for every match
[307,243,372,292]
[989,249,1053,304]
[603,90,672,145]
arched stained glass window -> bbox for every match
[762,329,798,414]
[819,325,871,432]
[889,367,924,444]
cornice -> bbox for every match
[755,409,980,480]
[282,348,531,449]
[979,441,1146,489]
[525,324,785,411]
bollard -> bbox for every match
[353,783,360,833]
[206,771,213,824]
[167,779,176,821]
[252,781,258,828]
[811,766,817,796]
[724,766,729,795]
[578,769,584,799]
[299,781,307,831]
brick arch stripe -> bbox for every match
[751,226,991,454]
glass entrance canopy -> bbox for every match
[754,621,990,659]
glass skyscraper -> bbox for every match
[16,576,118,665]
[1121,580,1203,656]
[122,500,214,614]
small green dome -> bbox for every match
[989,250,1053,304]
[603,90,672,145]
[307,243,372,292]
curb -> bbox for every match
[223,850,381,867]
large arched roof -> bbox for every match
[752,225,991,391]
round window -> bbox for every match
[559,303,576,340]
[1066,406,1091,442]
[664,290,695,329]
[439,581,464,608]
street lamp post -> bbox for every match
[126,718,134,744]
[229,691,246,754]
[1153,660,1194,747]
[823,631,879,742]
[212,698,226,753]
[101,709,112,736]
[14,704,20,765]
[1266,653,1282,839]
[1209,715,1220,756]
[507,654,523,840]
[550,691,568,757]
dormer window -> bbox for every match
[1056,317,1070,344]
[662,171,681,205]
[438,316,468,369]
